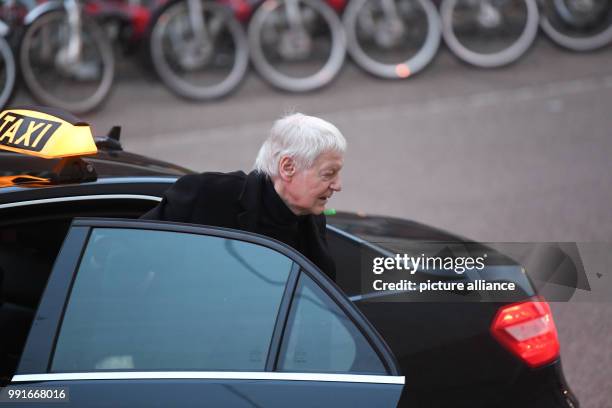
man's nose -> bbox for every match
[330,177,342,192]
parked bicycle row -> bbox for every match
[1,0,611,114]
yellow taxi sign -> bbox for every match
[0,108,98,159]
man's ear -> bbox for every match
[278,156,296,181]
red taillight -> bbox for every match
[490,297,560,368]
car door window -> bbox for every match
[52,228,293,372]
[278,273,386,374]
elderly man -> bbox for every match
[141,113,345,281]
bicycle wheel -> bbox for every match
[343,0,441,79]
[441,0,539,68]
[541,0,612,51]
[0,36,16,110]
[248,0,346,92]
[19,10,115,114]
[149,0,249,100]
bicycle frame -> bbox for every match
[63,0,83,63]
[0,20,9,39]
[188,0,206,33]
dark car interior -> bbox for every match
[0,198,157,385]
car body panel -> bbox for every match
[7,378,403,408]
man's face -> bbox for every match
[283,150,343,215]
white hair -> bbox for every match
[254,113,346,177]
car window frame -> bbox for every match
[17,217,401,378]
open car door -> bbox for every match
[9,218,404,407]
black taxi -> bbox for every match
[0,107,578,407]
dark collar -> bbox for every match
[238,170,318,233]
[237,170,265,232]
[262,175,300,225]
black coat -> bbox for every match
[141,170,336,281]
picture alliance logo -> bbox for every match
[372,253,488,275]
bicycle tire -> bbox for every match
[19,10,115,114]
[0,36,17,110]
[248,0,346,92]
[149,0,249,100]
[441,0,539,68]
[540,1,612,51]
[343,0,441,79]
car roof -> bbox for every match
[0,150,192,181]
[0,148,194,192]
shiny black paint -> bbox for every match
[326,215,578,408]
[0,179,176,205]
[0,148,191,205]
[0,150,193,179]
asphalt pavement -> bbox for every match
[13,37,612,407]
